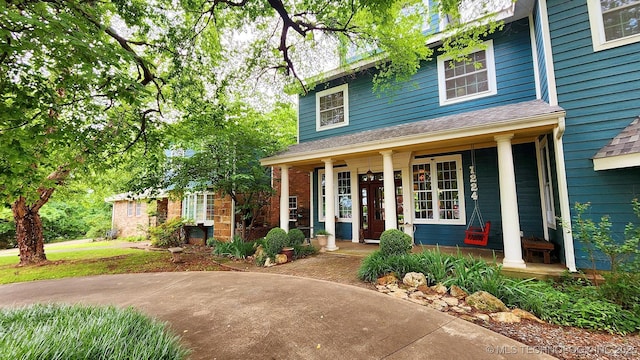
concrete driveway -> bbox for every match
[0,272,553,359]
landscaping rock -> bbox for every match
[408,291,426,300]
[442,296,459,307]
[254,245,265,259]
[451,306,469,314]
[474,313,491,322]
[490,312,521,323]
[449,285,468,299]
[428,299,449,311]
[377,273,399,286]
[403,272,427,287]
[416,284,430,293]
[408,297,428,306]
[430,283,448,294]
[275,254,288,264]
[264,257,274,267]
[376,285,390,293]
[512,308,544,323]
[389,289,408,300]
[465,291,508,312]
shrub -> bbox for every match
[211,236,257,259]
[264,227,287,258]
[293,243,317,259]
[379,229,412,257]
[0,304,189,359]
[148,218,186,248]
[358,250,422,282]
[599,271,640,311]
[287,229,306,247]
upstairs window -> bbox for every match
[588,0,640,50]
[437,40,497,105]
[316,84,349,131]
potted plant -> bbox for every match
[315,229,331,253]
[284,229,305,261]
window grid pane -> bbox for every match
[195,194,204,222]
[444,50,488,100]
[437,161,460,220]
[320,174,326,218]
[601,0,640,41]
[206,194,215,221]
[338,172,352,218]
[319,91,345,127]
[413,163,433,219]
[289,196,298,221]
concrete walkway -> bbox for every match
[0,272,553,359]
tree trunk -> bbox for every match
[10,166,70,266]
[12,197,47,266]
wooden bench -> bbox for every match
[521,238,554,264]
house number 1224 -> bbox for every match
[469,166,478,200]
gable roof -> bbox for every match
[593,117,640,171]
[262,99,565,166]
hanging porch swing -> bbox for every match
[464,147,491,246]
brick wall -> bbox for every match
[167,199,182,220]
[267,167,311,229]
[213,192,233,241]
[111,200,151,238]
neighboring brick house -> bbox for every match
[107,191,234,243]
[107,193,182,238]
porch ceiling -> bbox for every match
[261,100,565,168]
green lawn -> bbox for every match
[0,249,170,284]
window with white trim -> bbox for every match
[316,84,349,131]
[588,0,640,51]
[319,172,326,221]
[127,201,134,217]
[412,155,466,224]
[289,196,298,221]
[182,192,215,225]
[437,40,497,106]
[318,169,352,221]
[135,201,142,217]
[539,138,556,229]
[338,172,352,219]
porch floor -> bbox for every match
[310,239,568,280]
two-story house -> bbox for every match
[261,0,640,271]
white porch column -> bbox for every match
[323,159,339,251]
[495,134,526,269]
[401,165,414,241]
[279,165,290,232]
[381,151,397,231]
[350,169,360,243]
[554,124,577,272]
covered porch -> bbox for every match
[262,100,577,271]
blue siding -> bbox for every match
[299,18,537,143]
[533,0,550,102]
[416,146,544,248]
[547,0,640,269]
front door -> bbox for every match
[360,173,386,240]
